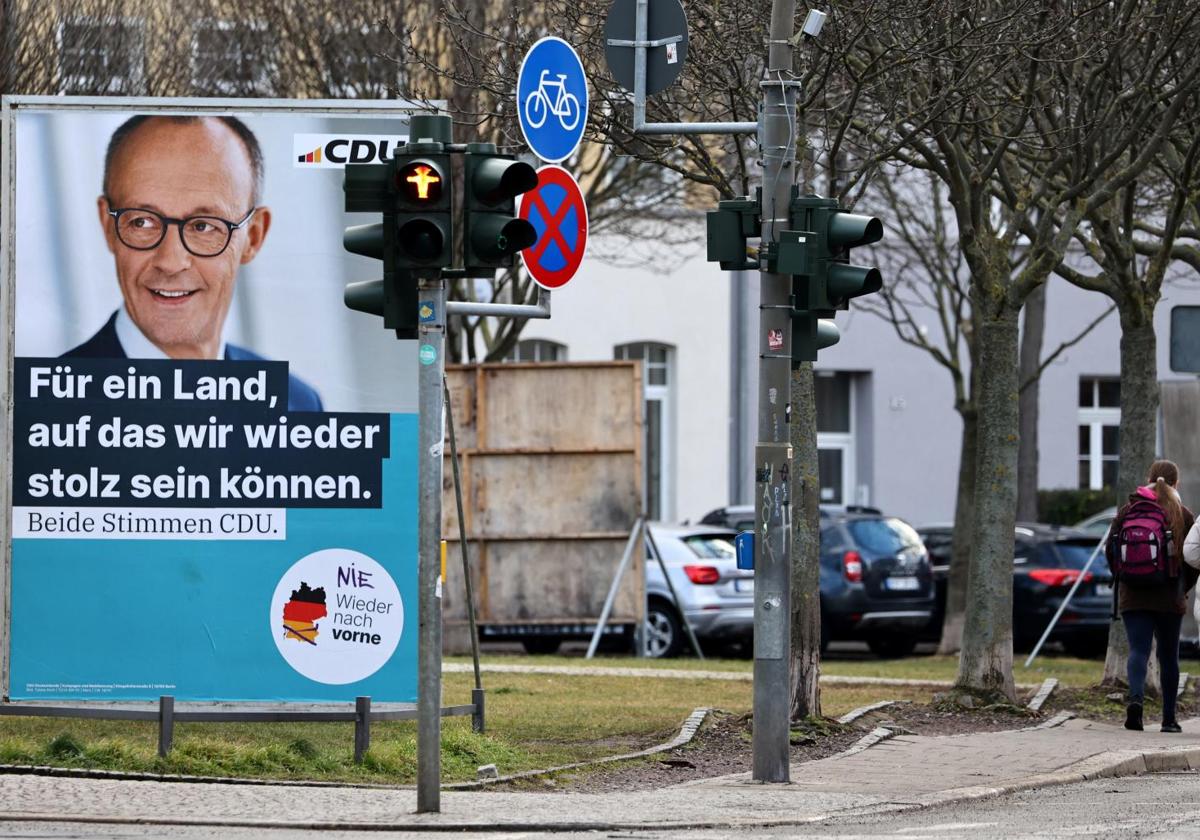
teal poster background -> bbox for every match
[9,413,418,702]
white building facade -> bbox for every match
[516,226,1200,528]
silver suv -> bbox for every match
[644,523,752,658]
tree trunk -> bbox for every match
[956,308,1020,702]
[937,404,977,655]
[789,362,821,720]
[1016,283,1046,522]
[1103,314,1159,685]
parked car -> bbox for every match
[1074,506,1117,538]
[644,523,752,658]
[696,505,936,658]
[918,524,1114,657]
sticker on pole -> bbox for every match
[519,165,589,290]
[517,37,589,164]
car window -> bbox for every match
[846,517,923,554]
[681,535,736,560]
[820,525,845,553]
[1035,540,1107,571]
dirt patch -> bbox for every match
[1044,682,1198,726]
[492,701,1043,793]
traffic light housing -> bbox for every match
[464,144,539,275]
[394,153,453,269]
[790,193,883,311]
[706,191,760,271]
[341,157,421,338]
[779,193,884,363]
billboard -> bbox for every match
[0,97,431,702]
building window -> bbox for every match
[505,339,567,362]
[615,342,675,521]
[192,21,273,96]
[324,24,399,98]
[59,18,145,95]
[816,372,855,505]
[1078,376,1120,490]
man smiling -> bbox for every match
[65,115,322,411]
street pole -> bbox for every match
[416,274,447,813]
[752,0,800,783]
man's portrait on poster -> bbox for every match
[62,114,323,411]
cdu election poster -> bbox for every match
[0,97,431,702]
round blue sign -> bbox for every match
[517,37,589,164]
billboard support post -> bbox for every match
[417,273,447,814]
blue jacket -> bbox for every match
[62,312,324,412]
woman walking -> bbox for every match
[1107,460,1197,732]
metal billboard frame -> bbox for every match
[0,95,442,710]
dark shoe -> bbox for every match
[1125,703,1144,731]
[1162,721,1182,733]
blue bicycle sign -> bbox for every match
[517,37,588,163]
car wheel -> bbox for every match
[867,635,918,658]
[644,599,684,658]
[819,613,831,657]
[521,638,562,655]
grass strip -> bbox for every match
[0,672,943,785]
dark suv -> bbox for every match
[917,524,1112,657]
[697,505,936,657]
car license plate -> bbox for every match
[885,576,920,591]
[1095,582,1113,596]
[734,578,754,593]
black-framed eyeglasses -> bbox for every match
[105,205,257,257]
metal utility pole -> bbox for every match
[751,0,800,783]
[416,272,447,814]
[608,0,826,787]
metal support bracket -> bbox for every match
[607,35,682,48]
[446,286,551,320]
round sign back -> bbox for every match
[604,0,688,96]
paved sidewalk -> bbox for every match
[0,716,1198,832]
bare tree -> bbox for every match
[828,0,1200,703]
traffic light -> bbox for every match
[464,144,539,275]
[791,194,883,311]
[342,158,419,337]
[394,153,453,269]
[773,193,884,363]
[791,312,841,363]
[706,191,760,271]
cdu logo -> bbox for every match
[293,134,408,170]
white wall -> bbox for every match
[516,226,732,522]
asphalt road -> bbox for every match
[0,770,1196,839]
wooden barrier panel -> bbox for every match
[442,362,644,650]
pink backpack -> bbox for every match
[1111,491,1174,587]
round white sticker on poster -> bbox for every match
[270,548,404,685]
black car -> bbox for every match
[918,524,1112,657]
[698,505,936,657]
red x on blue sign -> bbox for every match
[518,165,589,289]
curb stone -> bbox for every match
[836,700,901,725]
[444,706,712,790]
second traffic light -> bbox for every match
[464,144,539,276]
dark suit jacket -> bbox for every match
[63,312,324,412]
